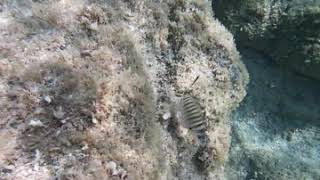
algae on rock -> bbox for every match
[0,0,248,179]
[213,0,320,80]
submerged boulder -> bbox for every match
[213,0,320,80]
[0,0,248,179]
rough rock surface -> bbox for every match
[227,48,320,180]
[212,0,320,80]
[0,0,248,179]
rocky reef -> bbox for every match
[212,0,320,80]
[211,1,320,179]
[0,0,248,179]
[226,48,320,180]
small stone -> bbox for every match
[43,95,52,103]
[89,21,98,31]
[28,119,45,127]
[106,161,117,170]
[92,115,98,124]
[106,161,117,175]
[162,112,171,120]
[81,143,89,150]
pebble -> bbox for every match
[106,161,117,175]
[162,112,171,120]
[43,95,52,103]
[28,119,45,127]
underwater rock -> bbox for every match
[0,0,248,179]
[226,48,320,180]
[212,0,320,80]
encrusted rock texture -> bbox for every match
[0,0,248,179]
[226,48,320,180]
[213,0,320,80]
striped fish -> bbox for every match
[180,95,206,132]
